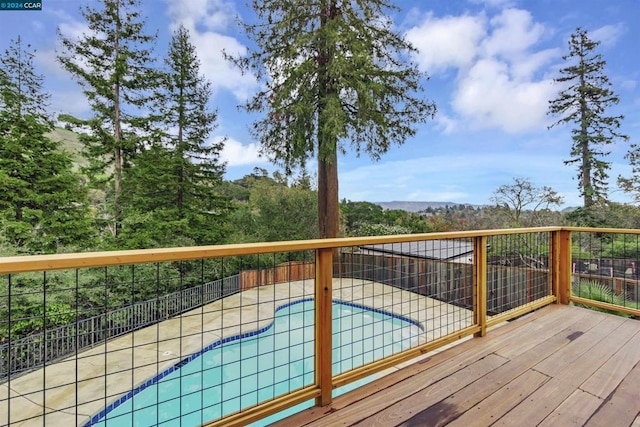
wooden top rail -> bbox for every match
[0,226,625,274]
[561,226,640,234]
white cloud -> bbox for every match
[35,46,67,78]
[434,113,458,134]
[165,0,236,32]
[407,8,560,134]
[187,30,258,100]
[220,137,267,166]
[49,89,92,117]
[164,0,259,101]
[591,23,626,47]
[510,48,560,81]
[58,20,89,41]
[406,13,486,73]
[453,59,556,133]
[481,9,546,58]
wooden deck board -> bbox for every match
[496,317,640,426]
[279,305,640,427]
[352,354,509,426]
[537,389,603,427]
[585,359,640,427]
[533,314,623,377]
[397,311,589,427]
[580,327,640,399]
[445,370,549,427]
[493,306,594,360]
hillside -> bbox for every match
[47,127,86,169]
[374,201,479,212]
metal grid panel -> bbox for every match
[0,252,317,426]
[571,231,640,311]
[333,238,475,376]
[486,232,551,316]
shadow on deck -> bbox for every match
[275,304,640,427]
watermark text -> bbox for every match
[0,2,42,11]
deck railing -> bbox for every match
[0,274,240,379]
[0,227,638,426]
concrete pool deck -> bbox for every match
[0,278,473,426]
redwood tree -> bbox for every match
[548,27,628,207]
[231,0,435,238]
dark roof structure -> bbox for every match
[360,240,474,261]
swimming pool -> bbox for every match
[87,299,422,426]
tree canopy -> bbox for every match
[0,37,93,253]
[548,27,628,208]
[58,0,158,237]
[231,0,436,238]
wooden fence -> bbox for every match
[240,261,316,290]
[239,253,550,314]
[0,275,240,381]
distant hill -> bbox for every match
[374,201,479,212]
[47,127,86,169]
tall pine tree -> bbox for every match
[0,37,93,254]
[57,0,157,237]
[230,0,436,238]
[548,27,628,207]
[120,25,229,247]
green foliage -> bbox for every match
[572,279,632,318]
[57,0,159,235]
[351,223,412,236]
[566,202,640,229]
[0,37,94,254]
[231,0,436,237]
[245,179,318,242]
[114,25,230,248]
[341,201,385,232]
[119,145,230,248]
[340,200,432,236]
[618,145,640,202]
[548,27,628,207]
[601,234,640,258]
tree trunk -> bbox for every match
[579,50,592,208]
[112,0,122,236]
[318,153,339,239]
[177,85,184,210]
[316,0,339,239]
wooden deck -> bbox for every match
[275,304,640,427]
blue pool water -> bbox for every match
[88,299,422,426]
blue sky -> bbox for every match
[1,0,639,207]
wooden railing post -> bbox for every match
[474,236,487,337]
[315,248,333,406]
[552,230,572,304]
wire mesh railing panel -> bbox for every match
[0,229,576,426]
[333,238,475,376]
[0,250,319,426]
[486,232,551,316]
[571,231,640,313]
